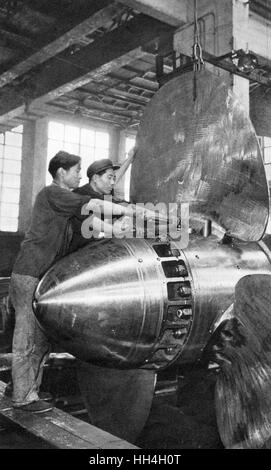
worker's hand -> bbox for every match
[112,215,133,238]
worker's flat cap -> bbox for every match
[87,158,120,180]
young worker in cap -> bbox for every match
[70,148,137,251]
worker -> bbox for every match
[70,148,137,251]
[8,150,131,413]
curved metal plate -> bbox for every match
[214,274,271,449]
[77,361,156,443]
[130,70,269,241]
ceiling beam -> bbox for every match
[0,15,174,123]
[116,0,187,26]
[34,102,135,128]
[0,2,124,89]
[79,84,151,103]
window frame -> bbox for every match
[0,125,23,232]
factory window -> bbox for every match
[262,137,271,182]
[0,125,23,232]
[262,137,271,234]
[47,121,109,185]
[124,135,136,201]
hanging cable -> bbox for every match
[193,0,204,71]
[192,0,204,100]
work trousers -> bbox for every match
[9,273,50,406]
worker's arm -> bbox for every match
[114,146,137,185]
[84,197,172,226]
[84,198,133,217]
[81,214,133,239]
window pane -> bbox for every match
[264,137,271,147]
[12,125,23,133]
[1,187,20,203]
[48,121,64,140]
[95,131,109,149]
[264,146,271,164]
[80,147,95,183]
[0,217,18,232]
[264,164,271,181]
[2,173,21,188]
[3,159,21,175]
[125,136,136,153]
[124,136,136,201]
[80,145,95,160]
[64,125,80,144]
[0,126,22,232]
[46,122,110,189]
[1,202,19,218]
[81,128,95,146]
[4,145,21,161]
[5,131,22,147]
[124,166,131,201]
[94,148,109,160]
[63,142,79,154]
[47,140,63,160]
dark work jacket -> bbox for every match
[70,184,127,252]
[70,184,104,252]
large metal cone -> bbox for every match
[34,238,163,369]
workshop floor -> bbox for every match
[0,354,223,449]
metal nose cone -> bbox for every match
[34,238,163,368]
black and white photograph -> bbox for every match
[0,0,271,456]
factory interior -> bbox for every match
[1,0,271,451]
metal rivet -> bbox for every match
[166,348,174,355]
[173,329,186,340]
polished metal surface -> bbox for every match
[130,70,269,242]
[178,236,271,364]
[214,274,271,449]
[33,235,271,371]
[34,238,165,369]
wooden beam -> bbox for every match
[116,0,188,26]
[0,3,124,89]
[29,102,139,128]
[0,381,138,449]
[0,15,173,123]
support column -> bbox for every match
[18,121,35,233]
[32,117,48,205]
